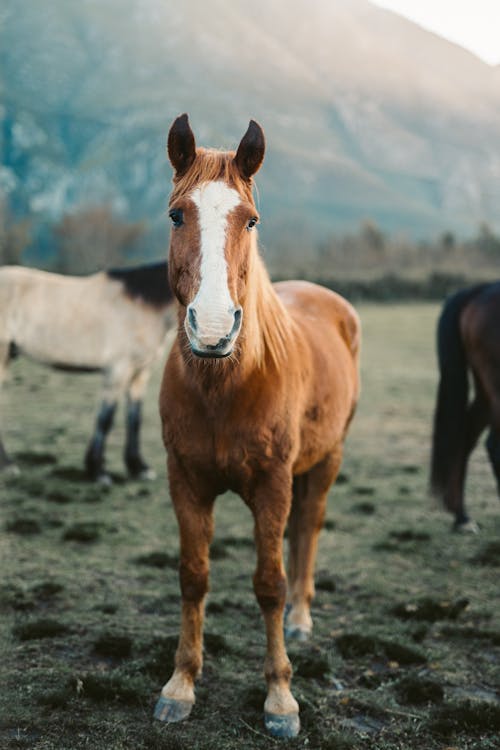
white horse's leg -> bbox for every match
[84,369,125,482]
[0,342,17,473]
[84,401,117,483]
[124,367,155,480]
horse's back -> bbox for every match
[0,265,169,369]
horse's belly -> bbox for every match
[15,323,110,369]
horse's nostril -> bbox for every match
[188,307,197,332]
[234,307,242,327]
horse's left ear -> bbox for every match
[234,120,265,180]
[168,113,196,176]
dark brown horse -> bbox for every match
[155,115,360,737]
[431,281,500,531]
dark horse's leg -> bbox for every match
[0,434,12,470]
[448,394,487,531]
[85,400,117,482]
[486,429,500,496]
[124,368,155,479]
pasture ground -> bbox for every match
[1,303,499,750]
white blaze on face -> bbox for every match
[189,181,241,346]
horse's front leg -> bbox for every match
[0,343,18,473]
[154,457,215,723]
[250,472,300,738]
[84,400,117,483]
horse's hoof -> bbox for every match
[454,519,479,534]
[96,473,113,487]
[137,467,156,481]
[154,695,193,723]
[2,463,21,477]
[284,624,310,641]
[284,605,312,641]
[264,711,300,738]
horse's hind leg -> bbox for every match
[448,394,488,532]
[124,367,155,479]
[286,449,342,640]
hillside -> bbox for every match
[1,0,500,264]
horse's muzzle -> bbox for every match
[185,306,242,359]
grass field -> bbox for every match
[1,303,499,750]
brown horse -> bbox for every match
[431,281,500,532]
[155,114,360,737]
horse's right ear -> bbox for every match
[167,114,196,175]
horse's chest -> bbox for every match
[167,404,290,491]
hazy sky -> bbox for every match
[373,0,500,65]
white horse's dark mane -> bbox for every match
[107,261,172,308]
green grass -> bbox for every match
[1,303,499,749]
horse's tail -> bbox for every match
[430,284,488,510]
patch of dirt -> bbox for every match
[427,699,500,737]
[13,618,71,640]
[15,451,58,466]
[335,632,427,665]
[62,522,102,542]
[391,597,469,622]
[78,672,148,705]
[6,517,42,535]
[133,551,178,569]
[394,673,444,705]
[472,541,500,566]
[350,501,376,514]
[92,631,133,660]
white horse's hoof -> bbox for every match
[137,468,156,481]
[2,463,21,477]
[96,473,113,487]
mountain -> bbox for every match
[1,0,500,265]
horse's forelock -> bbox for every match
[170,148,254,205]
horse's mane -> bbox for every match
[170,148,294,373]
[243,235,294,372]
[107,261,172,309]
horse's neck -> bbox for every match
[240,251,291,375]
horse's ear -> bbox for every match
[234,120,265,180]
[167,114,196,175]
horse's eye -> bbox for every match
[169,208,184,228]
[247,216,258,231]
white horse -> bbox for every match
[0,262,175,482]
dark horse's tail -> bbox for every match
[430,284,488,511]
